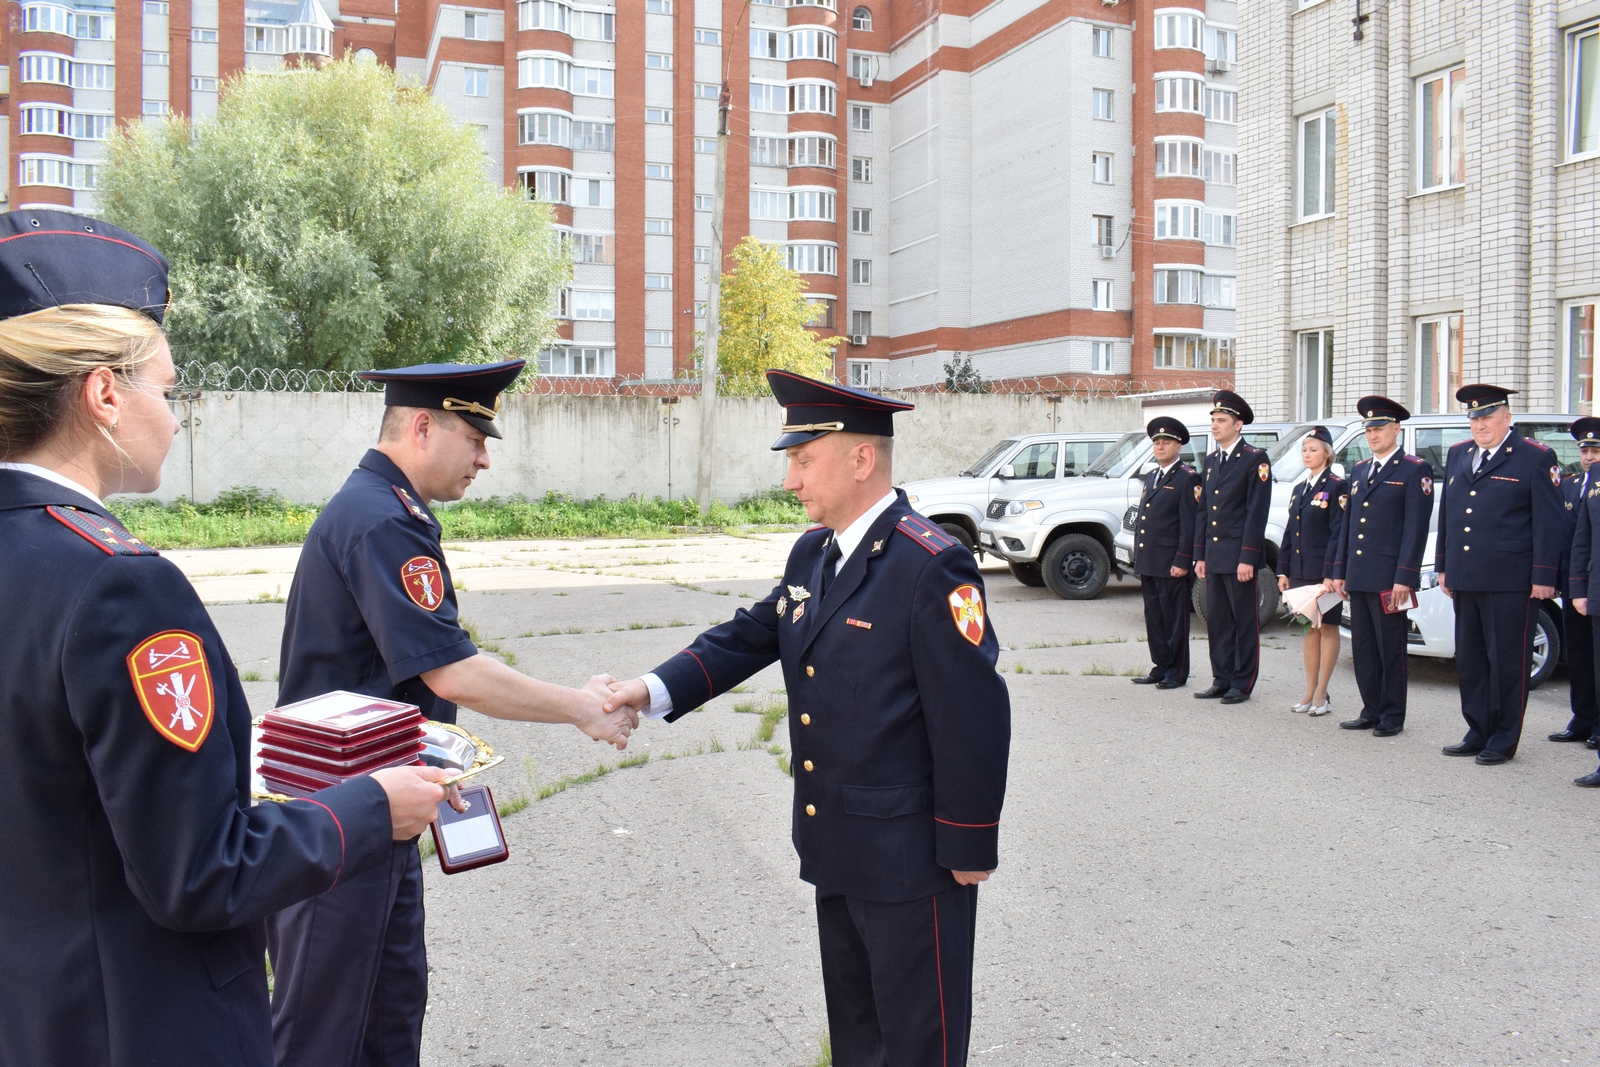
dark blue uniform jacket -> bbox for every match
[652,494,1011,903]
[1435,435,1565,592]
[278,449,477,719]
[1557,470,1594,594]
[0,470,392,1067]
[1132,462,1201,577]
[1566,474,1600,600]
[1331,453,1433,591]
[1281,469,1349,582]
[1193,441,1272,571]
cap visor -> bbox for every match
[458,412,503,439]
[771,429,831,451]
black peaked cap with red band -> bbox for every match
[0,210,170,324]
[358,359,526,439]
[765,369,915,450]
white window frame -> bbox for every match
[1297,108,1337,221]
[694,28,719,44]
[851,6,871,31]
[788,27,836,62]
[570,64,614,97]
[1154,200,1204,239]
[645,163,672,180]
[849,104,872,130]
[462,11,489,39]
[750,81,786,113]
[1203,148,1235,184]
[1204,25,1236,63]
[789,81,837,115]
[463,67,490,97]
[750,189,786,219]
[1297,330,1334,420]
[1570,23,1600,160]
[1202,210,1236,246]
[645,107,672,124]
[1415,315,1464,414]
[1091,279,1113,310]
[1092,88,1114,120]
[1154,75,1204,114]
[785,242,838,276]
[790,187,837,222]
[644,274,672,291]
[851,258,871,284]
[1200,274,1236,308]
[850,309,872,337]
[518,52,570,90]
[1153,9,1203,50]
[1204,88,1237,123]
[1092,153,1113,184]
[1091,26,1112,58]
[852,156,872,182]
[1153,268,1202,305]
[644,218,672,235]
[1090,341,1113,373]
[191,27,217,42]
[1416,66,1466,191]
[849,206,871,232]
[539,345,616,377]
[1154,137,1203,177]
[1566,299,1598,415]
[789,134,836,169]
[517,110,572,146]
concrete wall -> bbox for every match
[153,390,1147,505]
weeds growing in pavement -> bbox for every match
[1081,663,1118,676]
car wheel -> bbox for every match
[1530,605,1560,690]
[1008,561,1046,587]
[1189,565,1280,627]
[1041,534,1110,601]
[939,522,976,553]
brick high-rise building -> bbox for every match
[0,0,1243,391]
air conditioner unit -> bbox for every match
[860,73,874,88]
[1208,59,1232,75]
[851,334,868,346]
[1100,0,1120,6]
[1099,244,1116,259]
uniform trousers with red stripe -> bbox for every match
[1453,590,1538,757]
[816,881,979,1067]
[1204,571,1260,693]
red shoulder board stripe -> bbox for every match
[47,505,158,556]
[896,515,956,554]
[391,485,435,526]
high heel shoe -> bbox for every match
[1308,695,1333,717]
[1291,701,1312,713]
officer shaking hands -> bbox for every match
[604,371,1011,1067]
[267,361,636,1067]
[1193,390,1272,704]
[1435,384,1565,765]
[1131,417,1201,689]
[1330,397,1433,736]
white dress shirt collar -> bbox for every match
[830,489,900,573]
[1216,437,1241,461]
[0,462,104,506]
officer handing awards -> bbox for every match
[605,371,1011,1067]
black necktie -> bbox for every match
[820,538,843,597]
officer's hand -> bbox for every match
[371,766,452,840]
[1237,564,1256,583]
[1277,574,1290,593]
[1438,573,1451,599]
[584,674,638,729]
[1391,584,1415,609]
[952,870,994,886]
[1532,584,1556,601]
[1576,598,1589,616]
[1170,565,1188,578]
[1330,579,1347,598]
[571,683,633,749]
[1195,562,1207,580]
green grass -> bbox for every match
[239,669,262,682]
[112,485,810,549]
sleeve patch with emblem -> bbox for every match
[1193,484,1202,503]
[1338,494,1349,509]
[401,556,446,611]
[1552,465,1563,487]
[948,584,986,646]
[1421,476,1432,496]
[125,630,215,752]
[1258,462,1270,482]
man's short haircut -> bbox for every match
[378,405,461,442]
[836,431,893,471]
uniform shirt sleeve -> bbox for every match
[641,672,674,719]
[340,516,477,684]
[650,581,784,720]
[910,549,1012,874]
[62,557,393,933]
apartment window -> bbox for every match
[695,195,714,210]
[1091,341,1113,373]
[792,189,837,221]
[540,346,615,377]
[1203,211,1236,246]
[571,65,613,96]
[571,176,613,206]
[144,51,169,65]
[694,246,711,263]
[850,310,872,339]
[1094,214,1114,247]
[849,104,872,130]
[646,330,672,347]
[849,52,875,81]
[568,233,614,264]
[695,138,716,153]
[518,111,571,145]
[1092,153,1113,183]
[695,302,708,318]
[645,108,671,124]
[1203,149,1236,184]
[1417,67,1465,189]
[571,120,614,151]
[1571,24,1600,158]
[18,155,100,190]
[645,0,670,12]
[22,5,69,33]
[1153,269,1201,304]
[567,290,615,320]
[647,52,672,70]
[750,137,784,166]
[1155,201,1203,238]
[463,11,489,39]
[144,1,168,12]
[1092,89,1114,120]
[72,61,115,88]
[1154,11,1202,50]
[1154,139,1201,177]
[789,135,836,168]
[807,297,835,329]
[850,207,872,233]
[1296,330,1334,419]
[142,100,169,116]
[751,189,786,219]
[851,258,872,284]
[571,6,613,37]
[786,243,837,275]
[1298,109,1337,219]
[1154,334,1234,369]
[519,55,569,90]
[518,0,565,30]
[464,67,489,96]
[1204,26,1237,63]
[644,274,672,291]
[1091,26,1112,57]
[1201,275,1235,308]
[1416,315,1464,414]
[645,163,672,179]
[1567,301,1597,414]
[1204,88,1237,122]
[1091,279,1113,310]
[696,82,720,99]
[645,218,672,235]
[191,27,217,42]
[852,156,872,182]
[1154,76,1204,113]
[191,76,218,92]
[750,82,786,112]
[245,24,285,53]
[688,28,717,46]
[751,29,788,59]
[789,82,837,115]
[790,28,837,63]
[521,169,570,204]
[852,6,872,31]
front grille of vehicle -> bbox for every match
[1122,505,1139,532]
[986,499,1010,520]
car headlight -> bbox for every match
[1418,570,1439,590]
[1004,499,1043,517]
[906,494,919,504]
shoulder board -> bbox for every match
[47,505,158,556]
[896,514,958,554]
[1401,454,1424,465]
[1526,437,1553,452]
[391,485,435,526]
[1180,464,1195,474]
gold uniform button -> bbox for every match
[1360,517,1366,523]
[1358,534,1364,540]
[1363,501,1370,507]
[1356,550,1363,555]
[1470,491,1477,496]
[806,804,816,816]
[1466,508,1473,514]
[800,713,811,725]
[1464,545,1471,551]
[1464,526,1471,532]
[803,760,814,772]
[1213,536,1219,542]
[1139,542,1145,547]
[806,665,815,677]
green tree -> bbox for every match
[709,236,842,396]
[98,58,567,374]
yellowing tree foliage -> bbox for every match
[711,236,842,395]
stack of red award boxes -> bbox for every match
[259,691,426,798]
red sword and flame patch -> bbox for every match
[126,630,215,752]
[402,556,446,611]
[948,584,986,647]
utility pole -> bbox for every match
[695,80,731,516]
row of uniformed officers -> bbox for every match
[1135,387,1600,784]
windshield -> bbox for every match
[1082,432,1148,478]
[1266,425,1320,482]
[962,438,1018,477]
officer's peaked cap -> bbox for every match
[1356,395,1410,427]
[1209,389,1254,424]
[0,210,170,325]
[1456,383,1516,418]
[359,359,526,438]
[1572,417,1600,447]
[766,370,914,451]
[1306,425,1335,445]
[1146,416,1189,444]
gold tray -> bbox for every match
[251,719,504,803]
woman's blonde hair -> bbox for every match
[0,304,166,460]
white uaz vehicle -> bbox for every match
[982,423,1301,601]
[901,432,1123,555]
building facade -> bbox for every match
[0,0,1245,391]
[1237,0,1600,419]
